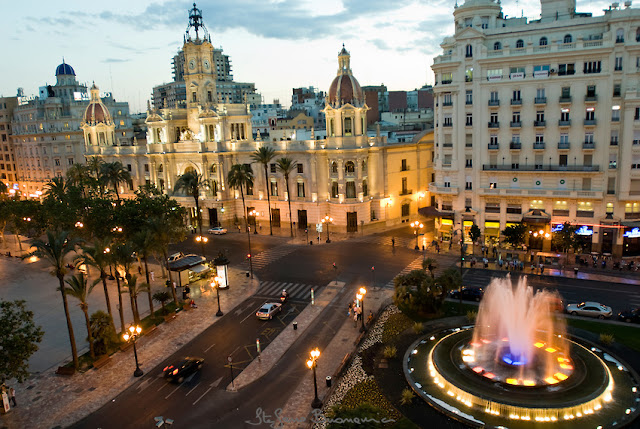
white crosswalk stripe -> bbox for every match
[254,280,320,301]
[239,245,300,270]
[351,235,414,248]
[383,256,425,289]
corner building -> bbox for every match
[431,0,640,256]
[87,5,433,233]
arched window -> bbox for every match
[185,166,196,175]
[345,161,355,173]
[563,34,572,43]
[331,162,338,174]
[210,164,217,174]
[158,164,163,173]
[493,41,502,50]
[465,44,472,58]
[344,117,352,135]
[331,181,338,198]
[616,28,624,43]
[539,37,548,46]
[516,39,524,48]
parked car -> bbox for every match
[167,252,185,263]
[566,301,612,319]
[618,308,640,323]
[256,302,283,320]
[449,287,484,302]
[163,356,204,383]
[208,227,228,235]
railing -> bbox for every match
[488,100,500,106]
[442,101,453,106]
[533,142,545,149]
[584,119,597,126]
[429,183,459,194]
[510,121,522,128]
[488,122,500,128]
[443,123,453,127]
[559,96,572,103]
[487,143,499,150]
[558,142,570,149]
[510,99,522,105]
[583,142,596,149]
[534,120,546,127]
[583,40,603,47]
[510,142,522,149]
[558,120,571,126]
[482,164,599,172]
[585,95,598,102]
[534,97,547,104]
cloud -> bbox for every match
[102,58,131,63]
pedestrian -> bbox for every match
[449,241,453,250]
[190,299,197,309]
[150,271,155,281]
[356,306,362,321]
[348,302,353,316]
[9,387,16,407]
[391,237,395,248]
[353,311,358,326]
[539,263,544,274]
[367,311,374,326]
[138,265,142,275]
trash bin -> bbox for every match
[246,272,250,278]
[326,376,332,387]
[293,322,298,330]
[574,267,579,276]
[309,241,313,245]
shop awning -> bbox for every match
[523,209,551,224]
[188,264,210,274]
[418,206,442,218]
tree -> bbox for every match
[29,230,80,369]
[422,257,437,279]
[553,222,578,255]
[148,212,186,305]
[276,157,297,237]
[227,164,255,276]
[43,176,69,203]
[469,224,481,255]
[100,161,132,201]
[0,300,44,385]
[89,310,118,357]
[112,242,136,325]
[153,291,171,315]
[131,228,157,316]
[64,272,100,359]
[86,156,106,195]
[502,223,527,249]
[0,180,7,195]
[121,274,147,325]
[251,146,276,235]
[173,170,209,239]
[77,238,117,332]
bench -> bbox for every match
[335,353,351,378]
[119,341,134,352]
[144,325,158,338]
[55,366,75,376]
[93,355,111,369]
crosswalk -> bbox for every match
[254,280,320,301]
[383,256,425,289]
[239,245,300,271]
[351,235,415,248]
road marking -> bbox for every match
[204,343,216,353]
[240,306,259,324]
[185,382,200,397]
[192,377,222,406]
[157,382,169,392]
[165,383,183,399]
[234,304,250,316]
[136,378,158,392]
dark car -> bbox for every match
[163,356,204,383]
[449,287,484,302]
[618,308,640,323]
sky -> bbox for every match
[1,0,616,113]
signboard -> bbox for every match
[552,223,564,232]
[316,223,323,233]
[576,225,593,236]
[216,264,229,288]
[624,228,640,238]
[1,392,9,413]
[533,70,549,78]
[487,75,503,82]
[510,72,525,80]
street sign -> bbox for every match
[316,223,323,233]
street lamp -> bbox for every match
[306,348,322,409]
[321,215,333,243]
[122,325,143,377]
[356,287,367,332]
[195,235,208,258]
[210,276,224,317]
[410,221,424,250]
[418,191,425,208]
[249,210,258,234]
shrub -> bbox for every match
[400,388,415,406]
[334,379,402,422]
[327,403,385,429]
[89,310,118,356]
[383,345,397,359]
[361,342,382,375]
[412,322,423,335]
[153,291,171,315]
[466,310,477,323]
[600,333,615,346]
[382,313,414,343]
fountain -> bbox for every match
[404,275,640,428]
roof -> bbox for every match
[168,255,207,271]
[56,62,76,76]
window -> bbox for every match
[616,28,624,43]
[331,162,338,174]
[516,39,524,48]
[507,204,522,214]
[345,161,355,173]
[362,179,368,196]
[585,108,595,121]
[296,181,305,198]
[443,115,452,126]
[539,37,548,46]
[490,91,499,102]
[465,44,472,57]
[512,90,521,101]
[490,134,498,145]
[512,112,521,123]
[465,90,472,105]
[401,159,408,171]
[246,182,253,195]
[331,181,338,198]
[536,88,545,99]
[585,133,594,143]
[297,164,303,174]
[583,60,601,74]
[270,163,276,173]
[489,181,498,189]
[487,68,503,80]
[535,154,543,170]
[510,67,525,79]
[613,84,621,97]
[466,113,473,126]
[611,130,619,146]
[490,113,498,123]
[481,16,489,29]
[609,153,618,169]
[486,202,500,213]
[54,158,60,166]
[270,180,278,196]
[127,164,132,172]
[586,85,596,97]
[536,134,544,143]
[464,17,472,27]
[563,34,573,43]
[401,203,410,217]
[465,68,473,82]
[67,158,74,165]
[192,92,197,102]
[362,160,367,173]
[401,178,408,194]
[441,72,453,84]
[615,56,623,71]
[465,156,473,168]
[584,154,593,166]
[559,155,568,166]
[494,41,502,50]
[558,63,575,75]
[561,109,570,121]
[536,111,545,122]
[612,106,620,121]
[344,117,352,135]
[465,180,473,190]
[443,93,452,106]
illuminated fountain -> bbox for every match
[404,275,640,428]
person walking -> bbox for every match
[391,237,395,248]
[9,387,16,407]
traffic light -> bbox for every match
[247,253,251,259]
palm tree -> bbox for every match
[44,176,69,203]
[66,164,90,198]
[30,230,80,369]
[153,291,171,315]
[131,229,156,316]
[227,163,255,277]
[77,238,118,332]
[86,157,105,194]
[276,157,297,238]
[423,258,438,280]
[121,274,148,324]
[251,146,276,235]
[64,272,100,359]
[111,242,136,331]
[100,161,132,201]
[147,215,182,306]
[173,170,209,243]
[0,181,7,195]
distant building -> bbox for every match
[250,100,285,136]
[0,96,18,187]
[290,87,326,129]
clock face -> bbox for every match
[189,59,196,70]
[203,59,210,70]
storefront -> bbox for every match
[623,227,640,256]
[440,218,453,241]
[463,220,474,243]
[574,225,594,253]
[523,209,551,251]
[484,221,500,246]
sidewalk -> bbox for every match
[0,267,259,429]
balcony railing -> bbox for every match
[488,143,499,150]
[534,120,546,127]
[534,97,547,104]
[533,142,545,149]
[488,100,500,106]
[558,120,571,126]
[482,164,599,172]
[585,95,598,102]
[510,142,522,149]
[442,101,453,106]
[583,142,596,149]
[510,99,522,105]
[584,119,597,126]
[488,122,500,128]
[558,142,570,149]
[510,121,522,128]
[559,96,572,103]
[443,123,453,127]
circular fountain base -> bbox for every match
[405,327,640,428]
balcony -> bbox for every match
[488,121,500,128]
[442,101,453,107]
[443,123,453,127]
[583,141,596,149]
[488,100,500,107]
[441,80,453,85]
[559,96,572,103]
[487,143,499,150]
[509,142,522,150]
[534,120,546,127]
[610,140,619,146]
[533,142,545,150]
[584,119,597,126]
[429,183,459,195]
[399,189,413,196]
[558,142,570,149]
[510,99,522,105]
[510,121,522,128]
[558,119,571,127]
[585,95,598,102]
[482,164,599,172]
[534,97,547,105]
[442,143,453,148]
[466,100,473,105]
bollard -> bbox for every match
[326,376,332,387]
[309,241,313,245]
[293,321,298,330]
[246,272,250,278]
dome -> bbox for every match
[55,61,76,76]
[83,83,112,126]
[327,45,364,107]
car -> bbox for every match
[449,287,484,302]
[566,301,612,319]
[545,296,565,313]
[618,308,640,323]
[163,356,204,383]
[208,227,228,235]
[167,252,185,263]
[256,302,283,320]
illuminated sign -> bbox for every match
[552,224,564,232]
[576,225,593,236]
[624,228,640,238]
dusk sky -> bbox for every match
[2,0,614,113]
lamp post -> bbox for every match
[411,221,424,250]
[321,215,333,243]
[306,348,322,409]
[356,287,367,332]
[249,209,258,234]
[195,235,208,259]
[122,325,143,377]
[211,276,223,317]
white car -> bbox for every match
[167,252,185,263]
[208,227,228,235]
[566,301,612,319]
[256,302,282,320]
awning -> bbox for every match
[621,220,640,228]
[418,206,442,218]
[188,264,210,274]
[168,254,207,271]
[523,209,551,224]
